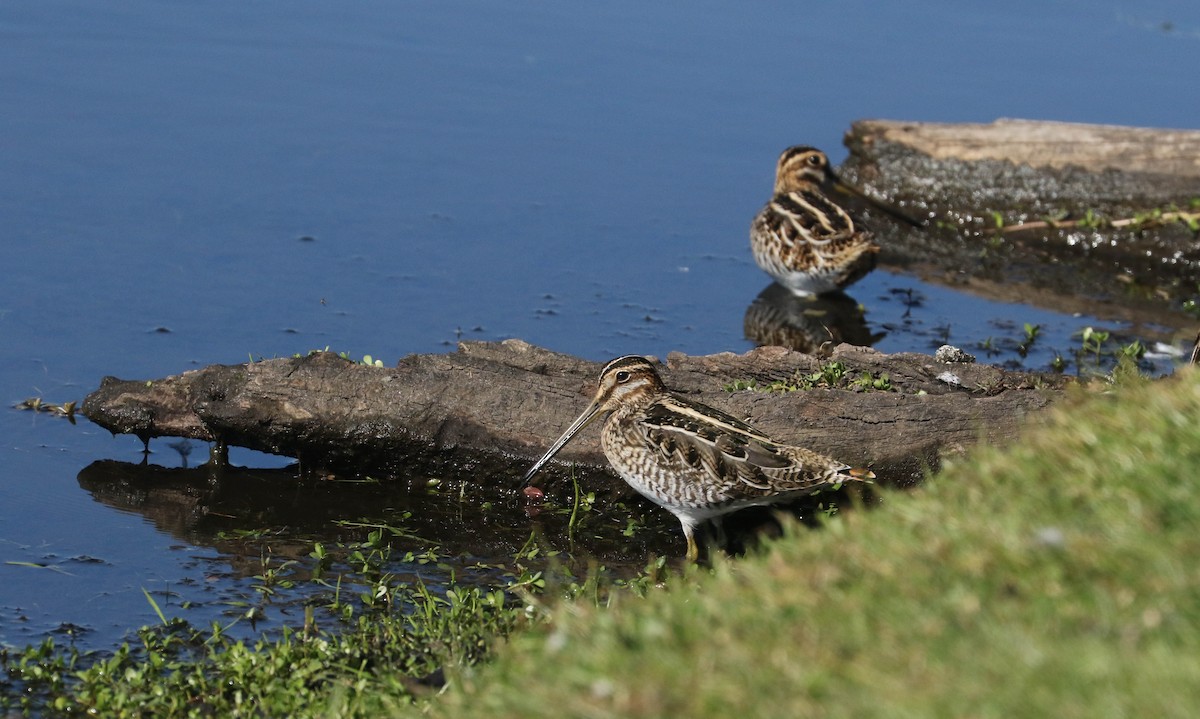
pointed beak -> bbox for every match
[828,170,927,228]
[522,398,606,485]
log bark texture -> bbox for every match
[850,118,1200,181]
[844,118,1200,210]
[83,341,1065,493]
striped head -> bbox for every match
[773,146,836,195]
[523,356,666,483]
[589,356,667,413]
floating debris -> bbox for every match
[14,398,78,423]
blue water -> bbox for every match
[2,0,1199,652]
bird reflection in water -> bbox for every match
[743,282,884,354]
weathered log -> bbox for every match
[845,118,1200,214]
[838,118,1200,333]
[852,119,1200,181]
[82,341,1066,492]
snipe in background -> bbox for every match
[751,146,924,296]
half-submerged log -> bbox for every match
[82,341,1066,492]
[839,118,1200,337]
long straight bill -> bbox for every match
[829,173,926,228]
[522,400,605,484]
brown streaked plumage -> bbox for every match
[751,146,921,296]
[523,355,873,561]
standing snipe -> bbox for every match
[751,146,922,296]
[523,356,873,561]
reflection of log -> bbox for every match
[837,118,1200,336]
[76,460,326,570]
[77,459,222,540]
[82,341,1067,490]
[77,458,658,564]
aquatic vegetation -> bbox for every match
[724,361,894,394]
[0,521,662,717]
[1017,322,1041,358]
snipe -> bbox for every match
[523,356,873,561]
[751,146,922,296]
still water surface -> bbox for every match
[3,1,1199,652]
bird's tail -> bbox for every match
[846,466,876,482]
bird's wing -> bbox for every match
[768,189,856,249]
[634,395,795,495]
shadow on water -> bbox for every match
[78,455,881,565]
[75,459,539,560]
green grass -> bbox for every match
[429,371,1200,718]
